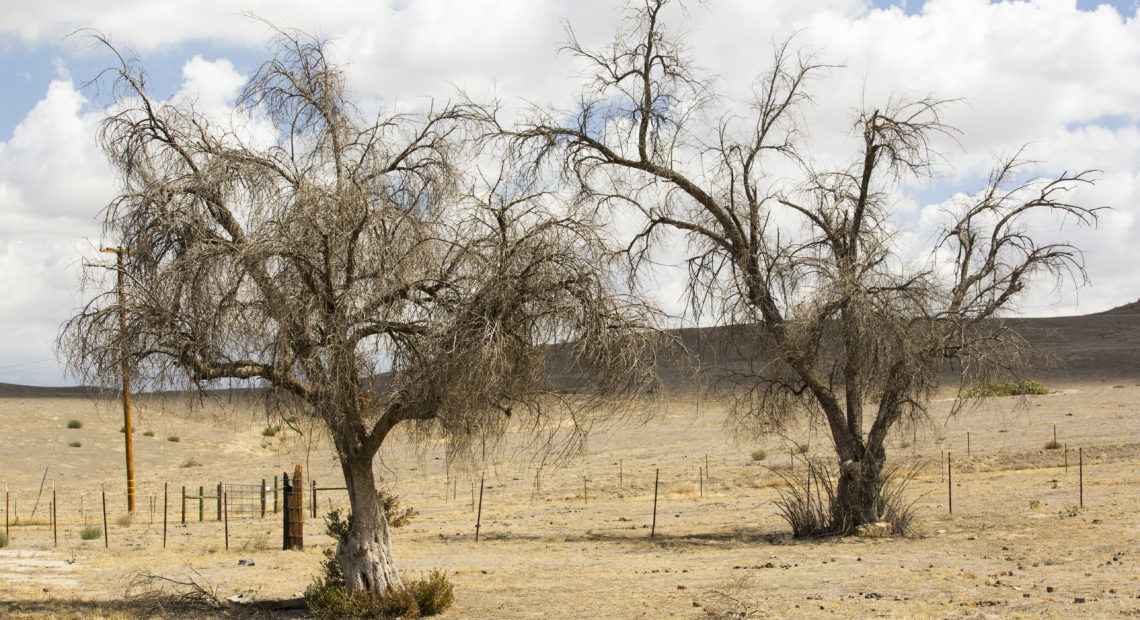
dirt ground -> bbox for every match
[1,379,1139,619]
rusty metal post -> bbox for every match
[650,469,660,538]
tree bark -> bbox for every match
[336,454,403,594]
[833,451,886,531]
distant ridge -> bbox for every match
[0,382,107,398]
[1095,298,1140,316]
[5,299,1138,397]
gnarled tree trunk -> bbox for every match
[833,450,886,532]
[336,454,402,594]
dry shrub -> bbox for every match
[241,530,270,552]
[411,570,454,616]
[124,568,224,617]
[1044,440,1062,450]
[116,513,133,527]
[79,525,102,540]
[773,458,921,538]
[697,573,764,618]
[306,509,451,618]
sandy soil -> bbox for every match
[1,379,1139,618]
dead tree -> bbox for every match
[61,29,661,592]
[502,0,1101,533]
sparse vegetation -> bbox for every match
[68,441,81,448]
[796,443,810,455]
[1029,500,1042,510]
[261,424,281,437]
[774,460,919,538]
[306,509,450,618]
[963,380,1049,399]
[143,430,155,437]
[80,525,102,540]
[1045,440,1062,450]
[167,436,180,443]
[66,419,82,429]
[119,426,134,433]
[751,449,767,462]
[0,531,7,548]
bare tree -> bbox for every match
[502,0,1101,533]
[61,29,661,592]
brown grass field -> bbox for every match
[1,373,1139,619]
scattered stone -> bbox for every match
[1046,586,1055,593]
[677,585,687,590]
[227,593,253,604]
[237,558,255,566]
[1074,597,1086,604]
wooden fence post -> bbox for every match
[273,476,279,514]
[198,486,204,521]
[181,486,186,524]
[284,465,304,550]
[216,482,222,521]
[260,479,267,518]
[311,480,317,518]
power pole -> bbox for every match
[101,247,135,515]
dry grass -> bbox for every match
[0,382,1137,617]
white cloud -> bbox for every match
[1,0,1139,384]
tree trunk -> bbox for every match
[336,455,403,594]
[833,454,886,532]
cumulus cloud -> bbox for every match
[1,0,1138,384]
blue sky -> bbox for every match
[1,0,1138,385]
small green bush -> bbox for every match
[262,425,281,437]
[119,426,134,434]
[751,449,767,461]
[66,419,82,429]
[796,443,810,455]
[68,441,81,448]
[1044,440,1062,450]
[963,380,1048,399]
[79,525,102,540]
[166,435,180,443]
[0,530,8,548]
[142,430,155,437]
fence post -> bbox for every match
[216,483,222,521]
[52,488,57,547]
[163,482,168,549]
[284,465,304,550]
[947,451,953,514]
[101,486,108,548]
[650,469,660,539]
[181,486,186,524]
[224,491,229,550]
[261,479,267,518]
[199,486,204,522]
[1079,447,1083,508]
[311,480,317,518]
[273,476,279,514]
[475,472,485,542]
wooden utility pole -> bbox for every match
[101,247,135,514]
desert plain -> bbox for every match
[1,306,1140,618]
